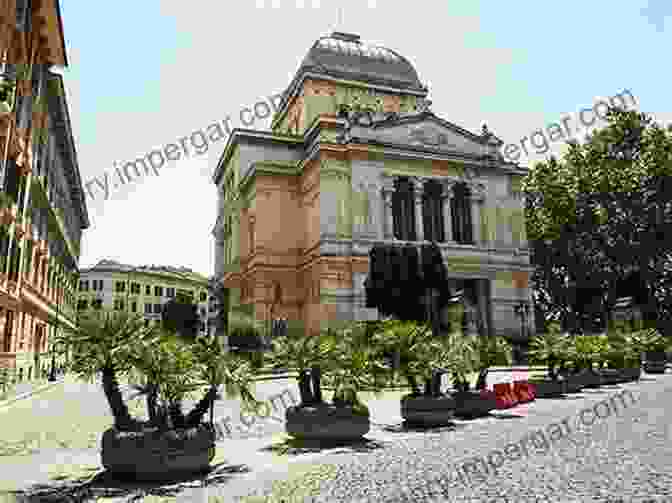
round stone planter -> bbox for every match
[577,371,603,388]
[529,379,565,398]
[101,424,216,481]
[562,375,584,393]
[622,367,642,381]
[285,404,370,441]
[401,394,456,427]
[599,369,627,385]
[452,391,496,418]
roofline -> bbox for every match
[79,264,210,285]
[50,72,90,229]
[212,128,304,185]
[270,72,429,132]
[54,0,69,67]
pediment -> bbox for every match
[357,114,488,155]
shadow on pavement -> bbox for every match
[260,437,386,456]
[14,463,250,502]
[379,422,465,434]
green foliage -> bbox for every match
[630,327,669,352]
[268,327,338,373]
[470,335,513,370]
[606,329,641,367]
[162,297,200,342]
[571,334,611,370]
[55,310,157,382]
[528,323,573,379]
[523,108,672,333]
[369,319,434,392]
[323,321,390,409]
[227,310,265,351]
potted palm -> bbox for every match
[527,326,572,397]
[55,310,259,480]
[603,330,638,383]
[371,319,457,427]
[571,335,610,387]
[268,320,381,441]
[634,328,669,374]
[447,333,503,418]
[450,334,512,416]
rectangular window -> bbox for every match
[155,286,163,297]
[131,282,140,294]
[144,303,152,314]
[114,299,125,311]
[154,303,162,314]
[200,292,207,302]
[92,298,103,309]
[131,301,137,313]
[146,285,152,295]
[115,281,125,293]
[79,280,89,292]
[167,287,175,298]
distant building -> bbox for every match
[78,260,211,336]
[212,31,534,341]
[0,0,89,382]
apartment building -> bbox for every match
[77,260,211,336]
[212,32,534,341]
[0,0,89,382]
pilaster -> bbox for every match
[380,174,396,240]
[410,176,425,242]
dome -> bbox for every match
[298,32,425,93]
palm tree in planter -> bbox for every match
[632,328,670,374]
[369,319,458,427]
[56,310,260,480]
[450,334,512,417]
[268,321,385,441]
[53,310,155,431]
[527,326,574,397]
[603,330,641,382]
[566,335,608,387]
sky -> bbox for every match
[57,0,672,278]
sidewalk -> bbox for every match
[0,374,67,411]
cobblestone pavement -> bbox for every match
[210,373,672,503]
[4,369,667,502]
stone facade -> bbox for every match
[212,32,534,340]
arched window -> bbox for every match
[422,180,445,242]
[392,177,416,241]
[451,182,473,244]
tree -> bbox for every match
[524,108,672,334]
[162,294,201,342]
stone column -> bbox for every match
[410,177,425,242]
[380,176,396,240]
[470,182,486,247]
[441,180,456,243]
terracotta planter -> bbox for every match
[452,391,497,418]
[401,394,455,427]
[528,379,565,398]
[285,404,370,441]
[101,424,215,480]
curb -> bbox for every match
[0,376,66,411]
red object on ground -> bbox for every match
[493,382,518,409]
[513,380,534,403]
[525,382,537,400]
